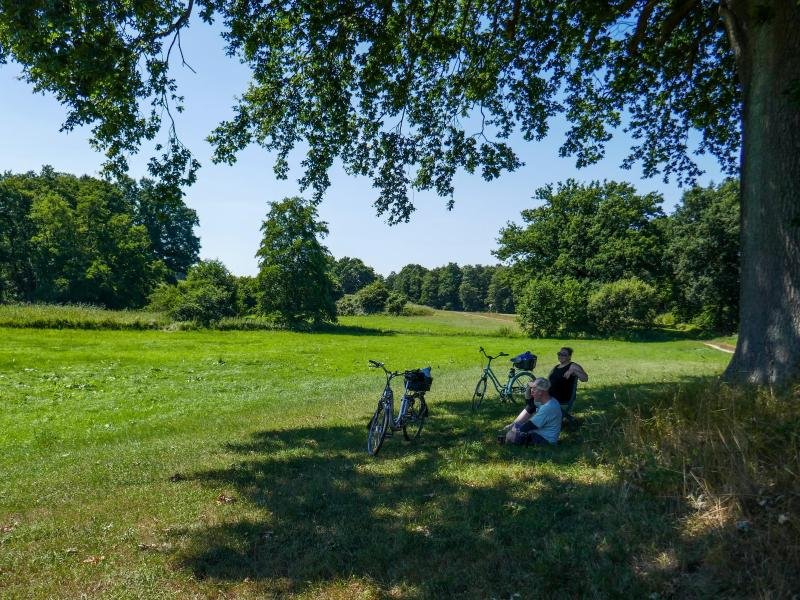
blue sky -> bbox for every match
[0,20,726,277]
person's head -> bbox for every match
[557,347,573,364]
[531,377,551,402]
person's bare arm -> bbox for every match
[566,363,588,382]
[502,406,533,431]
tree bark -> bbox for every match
[723,0,800,387]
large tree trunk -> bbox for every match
[722,0,800,387]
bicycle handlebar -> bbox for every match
[479,347,508,360]
[368,359,405,378]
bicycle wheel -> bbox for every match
[403,396,428,440]
[509,372,535,405]
[471,377,488,411]
[367,401,390,456]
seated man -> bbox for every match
[500,377,561,445]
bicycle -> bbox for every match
[366,360,431,456]
[471,347,536,412]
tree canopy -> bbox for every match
[0,0,739,219]
[496,180,666,284]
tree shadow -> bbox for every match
[309,323,396,336]
[605,327,727,343]
[171,378,723,597]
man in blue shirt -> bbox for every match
[500,377,562,445]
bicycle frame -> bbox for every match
[471,347,535,411]
[367,360,429,456]
[374,365,409,429]
[480,351,521,398]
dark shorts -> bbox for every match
[513,422,550,446]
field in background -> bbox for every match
[2,309,783,599]
[0,303,169,330]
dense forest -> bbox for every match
[0,168,739,334]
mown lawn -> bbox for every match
[0,316,731,598]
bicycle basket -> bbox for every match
[405,367,433,392]
[511,351,537,371]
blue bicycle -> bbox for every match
[471,347,536,411]
[366,360,431,456]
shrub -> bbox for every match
[385,291,407,315]
[235,275,260,316]
[516,276,590,337]
[588,277,658,333]
[355,281,390,314]
[336,294,364,316]
[149,260,237,326]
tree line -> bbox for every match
[374,178,740,336]
[0,169,738,334]
[0,167,199,308]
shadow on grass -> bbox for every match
[310,323,396,336]
[174,379,723,598]
[602,327,729,343]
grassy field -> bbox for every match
[0,310,781,598]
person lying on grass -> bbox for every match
[500,377,561,446]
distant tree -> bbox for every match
[391,264,428,304]
[385,291,407,316]
[335,294,364,316]
[128,178,200,281]
[26,172,163,308]
[0,167,199,307]
[437,263,463,310]
[497,181,666,285]
[234,275,260,316]
[332,256,378,294]
[0,174,36,301]
[256,197,337,325]
[517,276,591,338]
[419,269,440,308]
[666,180,740,332]
[486,266,515,314]
[459,265,485,312]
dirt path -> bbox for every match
[703,342,736,354]
[460,312,517,323]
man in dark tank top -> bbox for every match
[548,347,588,404]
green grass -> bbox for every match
[1,310,780,598]
[339,310,523,337]
[0,303,169,330]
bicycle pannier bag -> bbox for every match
[511,351,537,371]
[405,367,433,391]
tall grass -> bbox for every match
[613,382,800,597]
[0,303,169,330]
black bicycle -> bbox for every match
[366,360,431,456]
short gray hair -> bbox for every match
[533,377,551,391]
